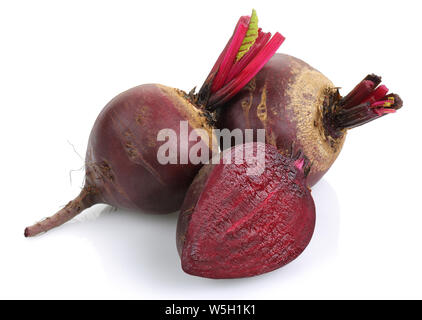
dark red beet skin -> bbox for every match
[24,84,217,237]
[177,142,315,279]
[85,84,216,213]
[218,53,403,186]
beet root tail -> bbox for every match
[24,187,97,237]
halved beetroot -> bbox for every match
[177,142,315,279]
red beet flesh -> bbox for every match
[218,53,403,186]
[177,143,315,279]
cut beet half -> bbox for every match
[177,143,315,279]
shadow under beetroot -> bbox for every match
[47,177,340,296]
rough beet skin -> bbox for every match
[218,53,403,186]
[177,142,315,279]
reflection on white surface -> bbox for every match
[309,179,341,262]
[49,178,340,297]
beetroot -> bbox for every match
[177,142,315,279]
[217,53,403,186]
[24,11,284,237]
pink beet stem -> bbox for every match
[198,17,248,97]
[334,79,401,130]
[379,108,396,114]
[211,17,250,93]
[363,85,389,104]
[225,30,271,83]
[294,158,305,170]
[208,32,285,108]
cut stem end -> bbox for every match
[326,74,403,131]
[292,149,311,178]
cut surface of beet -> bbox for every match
[177,143,315,279]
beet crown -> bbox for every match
[217,53,403,186]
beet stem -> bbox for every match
[328,74,403,131]
[207,32,285,109]
[210,17,249,93]
[24,187,97,237]
[197,10,284,109]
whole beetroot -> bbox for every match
[24,10,284,237]
[217,53,403,186]
[177,142,315,279]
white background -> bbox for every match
[1,0,421,299]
